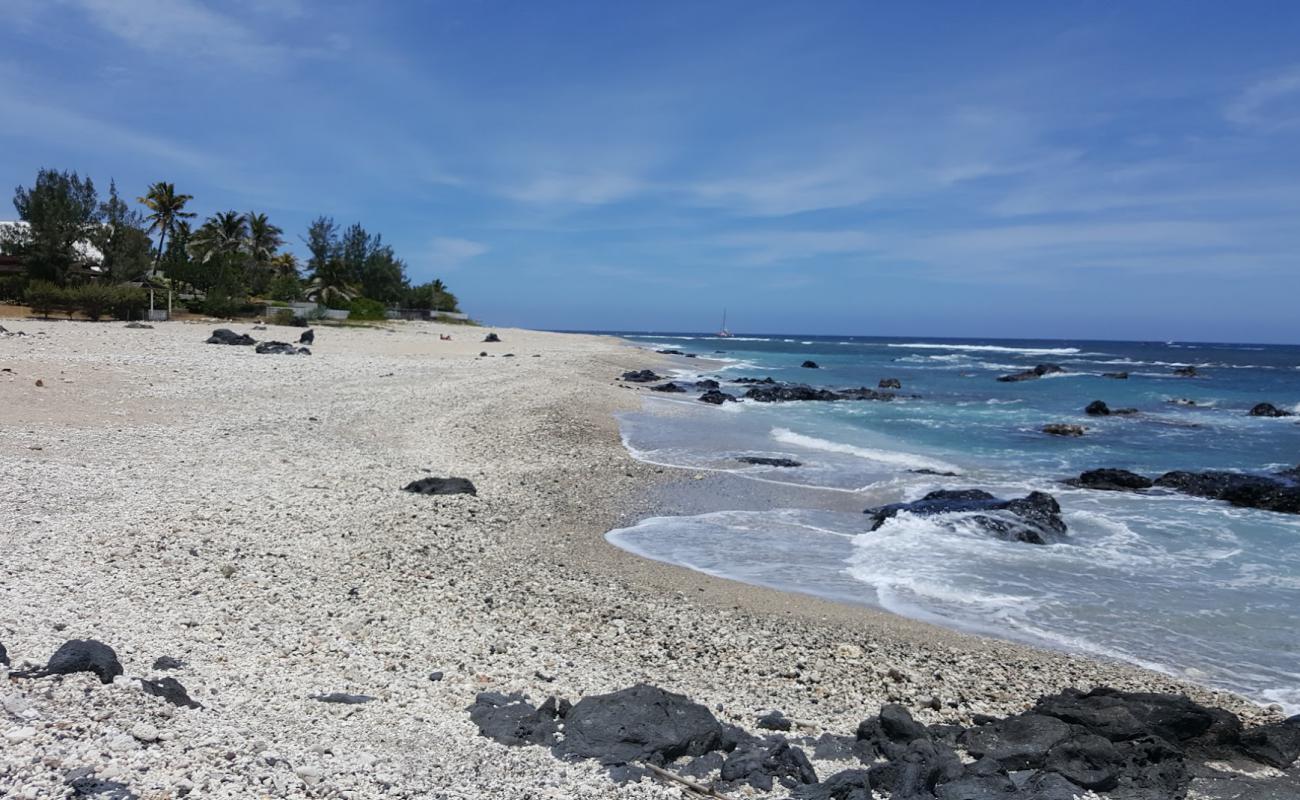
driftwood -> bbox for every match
[641,762,737,799]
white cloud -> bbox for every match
[500,171,648,206]
[1225,65,1300,131]
[426,237,487,270]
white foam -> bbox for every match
[888,342,1086,356]
[771,428,960,473]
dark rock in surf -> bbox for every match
[837,387,897,401]
[649,382,688,393]
[1154,471,1300,514]
[997,363,1065,383]
[695,379,720,390]
[620,369,662,383]
[879,377,902,389]
[205,328,255,346]
[734,376,776,384]
[298,329,314,345]
[553,683,725,765]
[141,676,202,709]
[1249,402,1293,417]
[656,349,684,355]
[1174,366,1199,377]
[699,389,738,405]
[1168,397,1200,406]
[11,639,122,684]
[1103,371,1129,379]
[910,468,961,477]
[254,341,310,355]
[1085,400,1138,416]
[483,333,501,343]
[801,360,820,369]
[403,477,478,496]
[1066,469,1154,492]
[863,490,1067,544]
[746,384,841,402]
[1042,423,1085,437]
[738,456,802,468]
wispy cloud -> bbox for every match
[425,237,488,271]
[1225,65,1300,131]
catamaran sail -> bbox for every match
[718,309,732,337]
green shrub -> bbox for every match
[268,273,302,302]
[0,275,27,303]
[202,289,241,318]
[271,308,295,326]
[72,284,116,321]
[347,297,387,321]
[24,281,66,318]
[111,286,149,320]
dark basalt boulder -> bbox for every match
[721,740,818,791]
[1085,400,1138,416]
[879,377,902,389]
[620,369,662,383]
[837,387,896,401]
[649,382,688,393]
[141,676,202,709]
[910,468,961,477]
[0,640,7,666]
[1238,721,1300,769]
[1103,371,1129,379]
[11,639,123,684]
[403,477,478,496]
[696,378,720,390]
[1066,469,1154,492]
[1032,687,1220,745]
[298,329,314,345]
[757,709,793,731]
[151,655,183,671]
[958,713,1073,770]
[468,692,566,748]
[746,384,841,402]
[801,360,820,369]
[205,328,255,346]
[483,333,501,343]
[699,389,738,405]
[553,684,725,766]
[1249,402,1293,417]
[864,490,1067,544]
[867,738,964,798]
[1154,471,1300,514]
[738,457,802,468]
[254,341,310,355]
[998,364,1065,382]
[734,376,776,384]
[1042,423,1085,437]
[1043,732,1122,790]
[857,703,931,750]
[1278,465,1300,482]
[793,768,872,800]
[1174,366,1198,377]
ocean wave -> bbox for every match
[771,428,960,473]
[887,342,1087,356]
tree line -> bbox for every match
[0,168,461,319]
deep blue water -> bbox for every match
[596,332,1300,710]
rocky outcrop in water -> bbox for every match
[1154,470,1300,514]
[620,369,662,383]
[205,329,255,346]
[699,389,738,405]
[801,360,820,369]
[468,682,1299,798]
[1248,403,1293,417]
[1065,469,1154,491]
[1174,366,1198,377]
[997,364,1065,383]
[403,477,478,496]
[1085,401,1138,416]
[742,383,896,403]
[738,456,802,468]
[1103,371,1129,379]
[1042,424,1085,437]
[863,489,1067,544]
[649,382,688,393]
[734,377,776,385]
[879,377,902,389]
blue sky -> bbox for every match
[3,1,1299,342]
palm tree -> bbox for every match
[188,211,248,264]
[304,255,358,307]
[245,212,284,264]
[137,182,196,276]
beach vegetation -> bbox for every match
[347,297,388,321]
[24,280,64,318]
[5,169,102,285]
[137,182,196,276]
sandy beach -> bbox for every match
[0,320,1280,799]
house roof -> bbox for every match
[0,220,105,263]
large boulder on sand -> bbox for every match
[553,684,726,765]
[205,328,255,346]
[11,639,123,684]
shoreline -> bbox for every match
[0,319,1279,797]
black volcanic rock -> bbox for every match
[1103,371,1129,379]
[483,332,501,343]
[998,363,1065,382]
[1174,365,1198,377]
[1154,471,1300,514]
[403,477,478,496]
[620,369,661,383]
[738,456,802,468]
[298,329,315,345]
[699,389,738,405]
[254,341,310,355]
[879,377,902,389]
[801,360,820,369]
[958,713,1073,770]
[746,384,841,402]
[205,328,255,346]
[734,376,776,384]
[1066,469,1154,492]
[553,684,725,766]
[1249,402,1293,417]
[649,382,688,393]
[1043,423,1085,437]
[141,676,202,708]
[864,489,1067,544]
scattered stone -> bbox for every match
[11,639,123,684]
[141,677,203,708]
[738,456,802,468]
[254,341,310,355]
[1042,423,1085,437]
[151,655,184,671]
[5,726,36,743]
[429,671,444,682]
[997,364,1065,382]
[1249,403,1294,418]
[864,490,1067,544]
[620,369,662,383]
[722,740,818,791]
[483,332,501,343]
[312,692,376,704]
[205,329,255,346]
[879,377,902,389]
[130,722,160,743]
[801,360,820,369]
[123,322,153,329]
[698,389,738,405]
[1066,468,1154,492]
[35,378,44,387]
[757,710,793,731]
[403,476,478,496]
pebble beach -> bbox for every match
[0,320,1283,799]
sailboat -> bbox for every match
[717,309,733,338]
